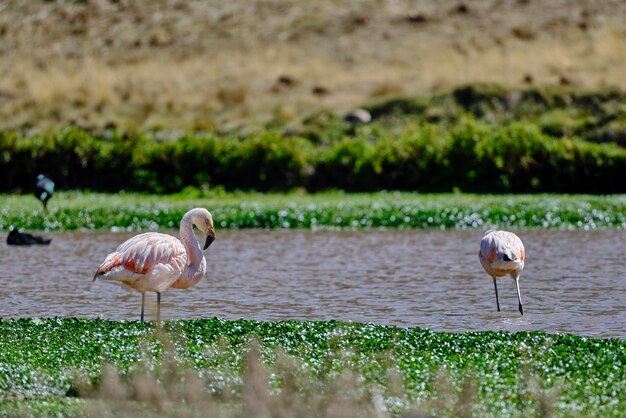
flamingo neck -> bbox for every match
[173,213,206,289]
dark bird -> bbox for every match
[7,228,52,246]
[35,174,55,211]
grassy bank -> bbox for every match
[1,192,626,231]
[3,86,626,194]
[2,111,626,194]
[0,318,623,417]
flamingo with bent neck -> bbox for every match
[93,208,216,321]
[478,229,525,315]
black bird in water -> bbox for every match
[7,228,52,246]
[35,174,55,211]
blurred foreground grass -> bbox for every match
[0,318,623,417]
[1,191,626,231]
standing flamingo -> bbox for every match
[478,229,525,315]
[93,208,216,321]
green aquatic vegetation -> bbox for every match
[0,398,85,417]
[1,192,625,231]
[0,318,623,417]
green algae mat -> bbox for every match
[2,192,626,231]
[0,318,623,417]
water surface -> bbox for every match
[1,229,624,339]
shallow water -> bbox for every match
[1,229,624,339]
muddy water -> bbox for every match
[0,229,624,339]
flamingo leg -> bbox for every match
[140,292,145,322]
[156,292,161,323]
[514,275,524,316]
[492,277,501,312]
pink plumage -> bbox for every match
[93,232,188,293]
[478,229,526,315]
[93,208,216,321]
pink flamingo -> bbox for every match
[478,229,525,315]
[93,208,216,321]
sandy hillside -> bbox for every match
[1,0,625,130]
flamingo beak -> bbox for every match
[204,229,216,249]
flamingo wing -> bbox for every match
[509,233,525,263]
[94,232,188,292]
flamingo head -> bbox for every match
[188,208,216,249]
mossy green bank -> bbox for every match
[0,318,623,417]
[2,192,626,231]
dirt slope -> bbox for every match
[1,0,625,130]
